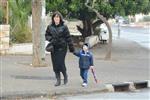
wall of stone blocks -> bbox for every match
[0,25,10,54]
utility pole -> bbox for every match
[115,14,121,38]
[118,21,120,38]
[32,0,46,67]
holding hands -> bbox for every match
[90,66,94,69]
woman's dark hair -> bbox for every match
[51,11,64,25]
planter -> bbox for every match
[85,35,99,48]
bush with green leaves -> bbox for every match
[0,7,4,24]
[46,0,150,38]
[9,0,32,43]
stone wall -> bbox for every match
[0,25,10,54]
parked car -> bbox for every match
[116,16,129,24]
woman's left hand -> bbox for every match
[69,46,75,53]
[90,66,94,69]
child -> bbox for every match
[74,43,94,87]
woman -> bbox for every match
[45,11,75,86]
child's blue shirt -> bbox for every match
[74,50,94,69]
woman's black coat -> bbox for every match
[45,24,74,72]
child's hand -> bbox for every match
[90,66,94,69]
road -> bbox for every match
[111,24,150,49]
[63,88,150,100]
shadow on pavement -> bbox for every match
[11,75,55,80]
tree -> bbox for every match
[46,0,150,59]
[46,0,150,37]
[0,0,8,24]
[0,7,4,24]
[85,0,112,59]
[32,0,46,67]
[8,0,32,43]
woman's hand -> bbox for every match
[90,66,94,69]
[69,45,75,53]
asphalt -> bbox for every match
[0,38,150,100]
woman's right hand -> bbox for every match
[69,45,75,53]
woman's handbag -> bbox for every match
[46,43,54,52]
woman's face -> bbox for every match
[54,14,60,25]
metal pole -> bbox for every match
[118,22,120,38]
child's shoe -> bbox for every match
[82,83,87,87]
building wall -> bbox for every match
[135,13,150,22]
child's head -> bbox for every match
[82,43,89,52]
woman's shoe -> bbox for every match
[55,78,61,86]
[55,72,61,86]
[62,71,68,85]
[64,77,68,85]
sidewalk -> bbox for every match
[0,38,150,99]
[7,41,49,55]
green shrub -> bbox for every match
[11,27,32,43]
[8,0,32,43]
[0,8,4,24]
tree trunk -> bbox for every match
[85,1,112,60]
[92,19,103,31]
[32,0,46,67]
[77,19,93,39]
[83,19,93,37]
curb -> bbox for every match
[0,86,108,100]
[105,80,150,92]
[1,80,149,100]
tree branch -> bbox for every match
[85,0,112,59]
